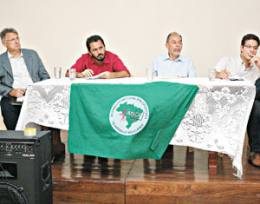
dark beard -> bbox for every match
[96,54,105,62]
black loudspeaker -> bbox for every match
[0,131,52,204]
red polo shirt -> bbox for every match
[71,51,130,76]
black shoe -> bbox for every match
[52,143,65,163]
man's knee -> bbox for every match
[1,97,21,130]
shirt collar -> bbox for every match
[239,55,254,69]
[238,56,244,65]
[163,54,183,62]
[7,50,23,59]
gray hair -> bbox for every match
[166,32,182,43]
[0,28,18,41]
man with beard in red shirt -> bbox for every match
[68,35,130,79]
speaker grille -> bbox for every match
[0,182,28,204]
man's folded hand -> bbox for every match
[9,88,26,97]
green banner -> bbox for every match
[68,81,198,159]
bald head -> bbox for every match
[165,32,183,60]
[166,32,182,43]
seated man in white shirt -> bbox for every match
[152,32,196,78]
[214,34,260,81]
[214,33,260,168]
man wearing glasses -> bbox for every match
[214,34,260,81]
[0,28,50,130]
[214,33,260,169]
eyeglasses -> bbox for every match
[243,45,259,50]
[5,36,20,43]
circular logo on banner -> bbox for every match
[109,96,149,136]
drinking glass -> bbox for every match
[53,67,62,79]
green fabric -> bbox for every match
[68,81,198,159]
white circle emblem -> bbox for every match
[109,96,149,136]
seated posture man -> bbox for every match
[68,35,130,79]
[214,33,260,168]
[152,32,196,78]
[152,32,197,166]
[214,34,260,81]
[0,28,50,130]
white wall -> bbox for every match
[0,0,260,78]
[1,0,259,129]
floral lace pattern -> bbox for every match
[171,85,255,178]
[17,85,71,130]
[16,79,255,178]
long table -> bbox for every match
[16,77,256,178]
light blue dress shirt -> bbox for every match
[152,54,196,78]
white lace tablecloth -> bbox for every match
[16,77,256,178]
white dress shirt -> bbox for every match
[8,52,33,89]
[214,56,260,83]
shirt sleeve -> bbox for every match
[71,55,86,72]
[112,55,131,75]
[214,57,229,72]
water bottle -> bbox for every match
[146,67,156,81]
